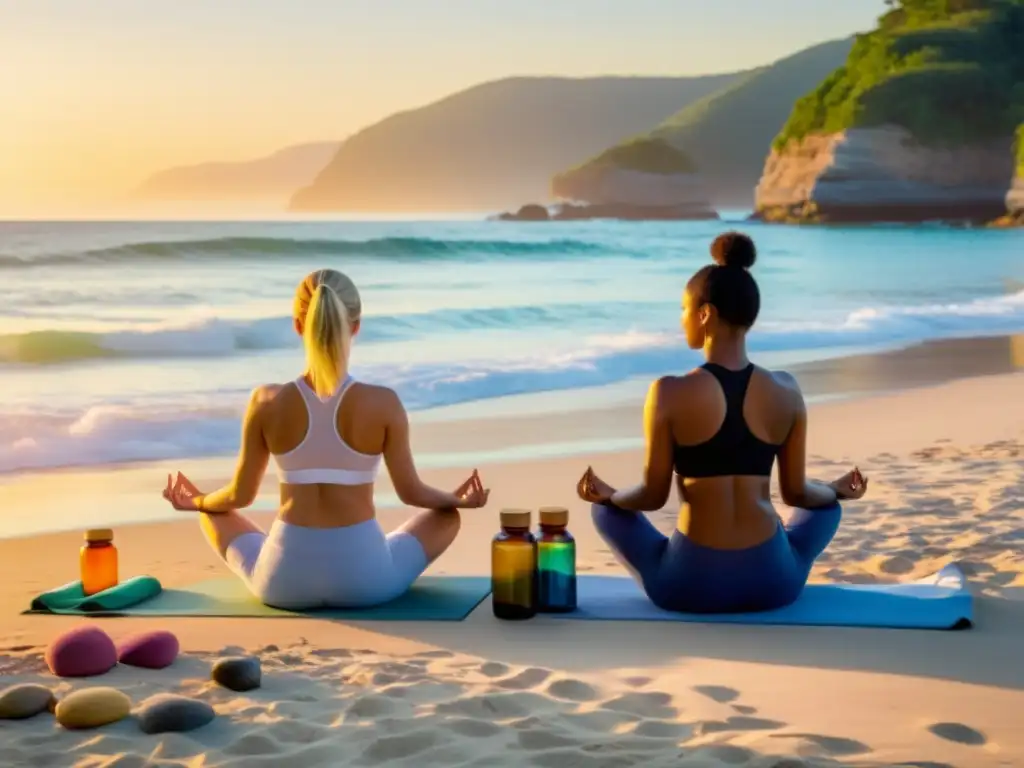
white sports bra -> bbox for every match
[272,376,382,486]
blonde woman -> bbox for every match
[162,269,489,609]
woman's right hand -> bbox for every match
[829,467,868,500]
[453,469,489,509]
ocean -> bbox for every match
[1,217,1022,476]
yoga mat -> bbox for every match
[25,576,491,621]
[549,564,972,629]
[30,576,163,614]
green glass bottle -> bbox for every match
[491,508,537,620]
[536,506,577,612]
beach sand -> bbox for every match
[1,351,1023,765]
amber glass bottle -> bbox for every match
[536,506,577,612]
[81,529,119,596]
[491,509,537,620]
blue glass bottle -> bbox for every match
[536,506,576,612]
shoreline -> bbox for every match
[0,333,1022,542]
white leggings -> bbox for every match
[222,518,428,610]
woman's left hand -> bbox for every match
[576,466,616,504]
[162,472,201,511]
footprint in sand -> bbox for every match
[927,722,987,746]
[441,717,505,738]
[700,715,784,734]
[879,554,917,575]
[731,704,757,715]
[478,661,509,678]
[224,733,281,756]
[361,730,448,762]
[599,691,676,719]
[497,667,552,690]
[546,678,600,702]
[516,728,580,751]
[621,675,652,688]
[692,684,739,704]
[771,733,871,757]
[436,691,554,720]
[346,693,397,719]
[631,719,694,740]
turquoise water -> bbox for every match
[0,217,1021,473]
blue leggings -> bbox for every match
[592,502,842,613]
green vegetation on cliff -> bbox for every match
[774,0,1024,149]
[558,138,697,177]
[552,38,852,206]
[1017,124,1024,173]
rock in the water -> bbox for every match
[55,687,131,729]
[117,630,179,669]
[211,656,261,691]
[46,625,118,678]
[496,203,550,221]
[136,693,215,734]
[753,126,1015,225]
[0,684,57,719]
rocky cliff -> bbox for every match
[754,126,1016,224]
[547,138,717,220]
[755,0,1024,224]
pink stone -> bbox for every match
[45,625,117,678]
[116,630,179,669]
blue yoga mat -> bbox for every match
[24,576,491,621]
[549,564,972,629]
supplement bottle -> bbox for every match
[491,509,537,619]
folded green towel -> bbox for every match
[30,576,163,614]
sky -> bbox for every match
[0,0,888,216]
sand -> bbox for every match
[0,366,1023,766]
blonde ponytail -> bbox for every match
[296,269,361,398]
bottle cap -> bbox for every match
[499,509,531,528]
[539,506,568,526]
[85,528,114,543]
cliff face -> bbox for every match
[547,137,717,219]
[754,126,1016,224]
[553,166,713,210]
[1006,174,1024,223]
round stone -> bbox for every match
[0,684,57,719]
[136,693,215,734]
[211,656,261,692]
[45,625,117,678]
[117,630,179,669]
[55,687,131,729]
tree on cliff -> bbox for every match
[774,0,1024,149]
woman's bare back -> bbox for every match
[666,365,803,549]
[259,379,395,528]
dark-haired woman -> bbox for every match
[577,232,868,613]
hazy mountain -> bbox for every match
[288,74,746,213]
[134,141,340,207]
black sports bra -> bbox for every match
[672,363,781,478]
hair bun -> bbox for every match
[710,231,756,270]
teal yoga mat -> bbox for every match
[25,576,491,621]
[548,564,973,630]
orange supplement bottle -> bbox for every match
[80,528,119,596]
[491,509,537,620]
